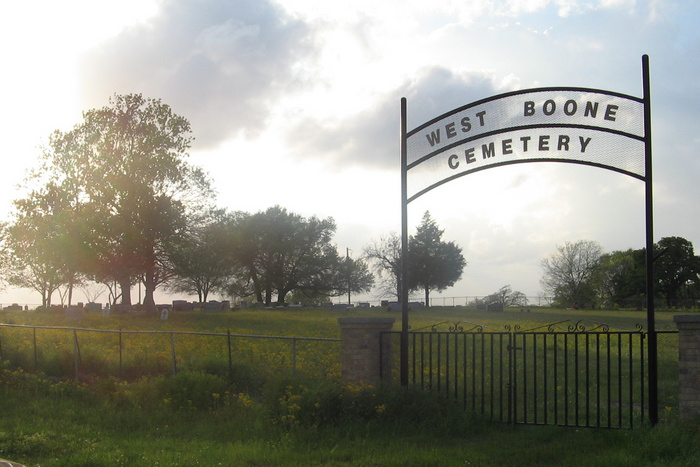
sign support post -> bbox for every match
[642,54,658,425]
[400,97,409,386]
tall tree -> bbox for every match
[167,211,238,303]
[21,94,214,311]
[484,285,528,308]
[540,239,603,307]
[655,236,700,307]
[363,232,403,300]
[230,206,344,305]
[3,218,64,308]
[4,183,87,307]
[335,254,375,304]
[596,249,646,308]
[408,212,466,306]
[0,222,9,291]
[227,211,271,303]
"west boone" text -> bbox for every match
[424,99,619,148]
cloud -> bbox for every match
[78,0,317,149]
[284,67,505,170]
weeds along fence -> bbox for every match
[0,323,341,382]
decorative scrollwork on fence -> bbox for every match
[418,319,645,334]
[419,320,485,333]
[566,320,609,332]
[520,319,644,333]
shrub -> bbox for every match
[160,371,230,410]
[271,381,480,435]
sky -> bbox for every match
[1,0,699,307]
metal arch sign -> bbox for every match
[398,55,657,424]
[405,88,646,203]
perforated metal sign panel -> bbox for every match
[405,88,645,202]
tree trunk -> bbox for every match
[143,289,155,312]
[248,266,263,303]
[143,270,157,313]
[277,290,288,305]
[119,276,132,306]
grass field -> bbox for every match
[1,306,698,466]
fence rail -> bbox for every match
[0,323,340,381]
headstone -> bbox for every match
[387,302,423,312]
[112,304,131,313]
[172,300,193,311]
[66,306,85,320]
[160,308,169,320]
[487,303,504,312]
[85,302,102,312]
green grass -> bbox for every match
[0,306,698,466]
[1,377,699,466]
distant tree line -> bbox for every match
[540,238,700,308]
[0,94,468,311]
[0,95,377,310]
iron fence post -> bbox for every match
[170,332,177,376]
[119,330,123,378]
[73,329,80,380]
[33,327,37,372]
[292,337,297,379]
[227,329,232,378]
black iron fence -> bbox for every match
[383,320,678,429]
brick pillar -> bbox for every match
[338,317,395,385]
[674,314,700,421]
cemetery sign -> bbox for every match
[398,55,657,424]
